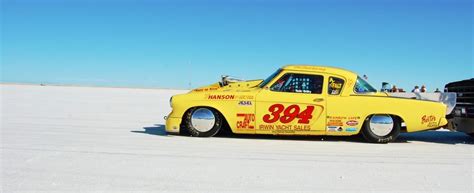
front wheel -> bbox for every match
[184,107,222,137]
[361,114,400,143]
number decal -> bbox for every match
[263,104,315,124]
[262,104,284,123]
[280,105,300,123]
[297,106,314,124]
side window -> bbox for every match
[328,77,345,95]
[270,73,324,94]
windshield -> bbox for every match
[259,69,282,88]
[354,76,377,93]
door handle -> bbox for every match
[313,98,325,102]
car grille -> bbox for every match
[448,86,474,105]
[467,107,474,117]
[446,79,474,118]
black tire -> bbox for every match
[361,115,401,143]
[468,133,474,138]
[184,107,222,137]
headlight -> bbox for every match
[169,96,173,108]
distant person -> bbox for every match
[391,85,398,92]
[412,86,420,93]
[421,85,427,93]
[434,88,441,93]
[363,75,368,80]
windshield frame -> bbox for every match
[258,69,282,88]
[353,76,377,94]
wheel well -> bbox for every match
[179,106,232,135]
[364,114,406,132]
[393,115,407,132]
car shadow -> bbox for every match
[214,131,368,143]
[132,124,473,145]
[217,131,473,144]
[218,131,473,145]
[397,130,473,145]
[131,124,167,136]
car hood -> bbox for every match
[190,79,263,93]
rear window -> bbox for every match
[354,76,377,93]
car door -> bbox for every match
[255,71,327,135]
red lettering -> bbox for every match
[237,113,255,129]
[208,95,235,100]
[263,104,316,124]
[263,104,285,123]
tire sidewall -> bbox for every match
[186,107,222,137]
[362,115,400,143]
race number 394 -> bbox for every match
[263,104,315,124]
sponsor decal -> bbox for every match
[238,95,254,100]
[421,115,436,124]
[345,128,357,132]
[207,94,235,100]
[327,126,343,132]
[327,116,361,120]
[263,104,315,124]
[329,78,343,89]
[259,124,311,133]
[327,116,345,120]
[327,120,343,127]
[326,126,338,132]
[238,101,252,106]
[194,87,219,92]
[236,113,255,130]
[327,116,360,127]
[346,120,359,126]
[421,115,438,127]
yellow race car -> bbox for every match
[166,65,449,143]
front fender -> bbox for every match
[166,92,257,134]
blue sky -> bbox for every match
[2,0,473,90]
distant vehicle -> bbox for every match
[445,78,474,137]
[166,65,450,143]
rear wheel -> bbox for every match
[184,107,222,137]
[361,114,400,143]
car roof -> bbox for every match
[282,64,358,78]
